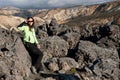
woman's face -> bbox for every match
[27,18,34,27]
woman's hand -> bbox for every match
[37,44,40,49]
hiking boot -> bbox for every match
[31,66,37,74]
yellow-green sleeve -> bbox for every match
[18,26,25,31]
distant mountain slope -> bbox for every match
[64,1,120,27]
[0,15,24,29]
[0,1,119,23]
[0,6,48,18]
[34,1,120,24]
[0,1,120,28]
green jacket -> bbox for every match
[18,25,38,44]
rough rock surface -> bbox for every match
[75,40,119,80]
[0,1,120,80]
[39,36,69,57]
[0,28,31,80]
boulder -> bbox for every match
[59,57,79,71]
[61,32,80,49]
[75,40,119,80]
[39,36,69,57]
[0,28,31,80]
[97,25,120,48]
[45,57,79,72]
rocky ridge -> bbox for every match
[0,1,120,80]
[0,15,120,80]
[0,1,120,25]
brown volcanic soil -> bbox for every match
[0,15,24,29]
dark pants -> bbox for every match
[24,42,43,71]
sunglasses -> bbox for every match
[28,21,34,22]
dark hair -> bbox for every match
[27,17,34,21]
[27,17,34,31]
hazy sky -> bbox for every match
[0,0,113,9]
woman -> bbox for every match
[18,17,43,73]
